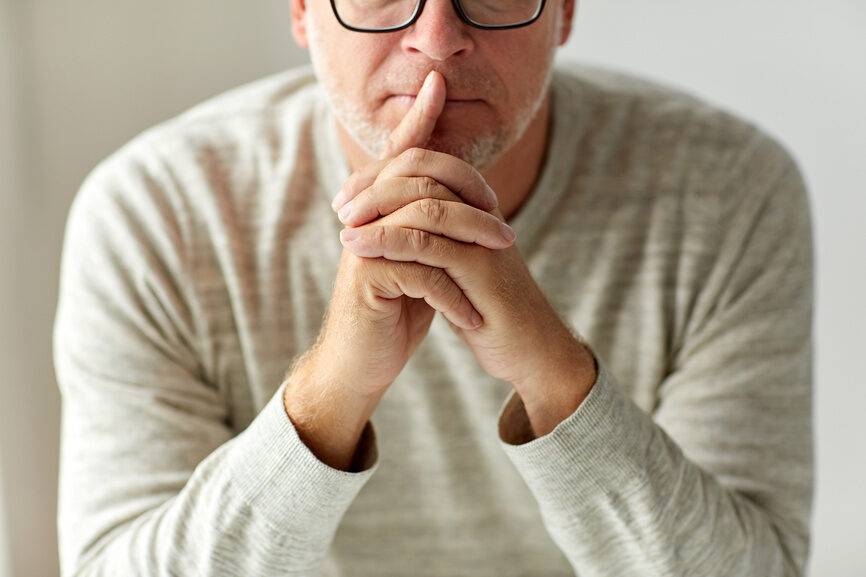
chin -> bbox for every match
[421,129,510,172]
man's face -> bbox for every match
[291,0,574,171]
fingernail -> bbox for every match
[337,200,354,222]
[332,189,347,211]
[500,222,517,242]
[340,228,361,242]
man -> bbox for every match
[52,0,814,574]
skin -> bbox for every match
[284,0,597,471]
[292,0,577,220]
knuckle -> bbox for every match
[395,262,429,299]
[417,197,447,227]
[372,226,388,246]
[398,147,414,160]
[428,268,453,298]
[417,175,438,199]
[406,227,432,252]
[381,260,404,285]
[400,262,426,289]
[403,147,426,169]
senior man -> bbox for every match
[53,0,815,574]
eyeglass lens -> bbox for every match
[333,0,542,30]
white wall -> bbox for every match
[1,2,304,575]
[0,1,862,576]
[0,453,11,577]
[563,3,866,575]
[0,0,23,570]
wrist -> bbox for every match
[510,339,597,438]
[283,349,383,471]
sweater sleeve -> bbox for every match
[53,142,379,577]
[496,131,815,577]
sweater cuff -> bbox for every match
[496,355,653,517]
[227,379,379,536]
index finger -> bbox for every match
[379,70,446,160]
[331,70,445,211]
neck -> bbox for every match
[334,89,553,223]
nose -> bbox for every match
[401,0,474,61]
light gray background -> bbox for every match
[1,1,863,575]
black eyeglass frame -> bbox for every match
[328,0,548,33]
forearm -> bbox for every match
[498,357,811,577]
[65,444,321,576]
[60,372,381,576]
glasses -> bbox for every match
[329,0,547,32]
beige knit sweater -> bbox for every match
[53,59,814,576]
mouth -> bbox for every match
[389,94,482,107]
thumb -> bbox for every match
[379,70,446,160]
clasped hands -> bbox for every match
[329,70,597,436]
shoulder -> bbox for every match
[554,58,755,143]
[65,64,323,276]
[80,62,321,190]
[88,63,321,184]
[553,59,806,209]
[69,62,323,244]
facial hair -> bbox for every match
[305,10,559,171]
